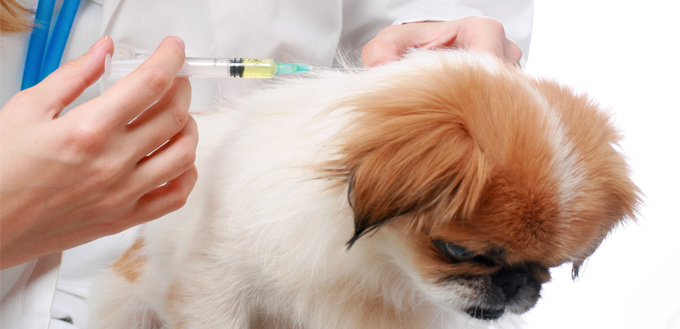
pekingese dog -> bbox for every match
[88,50,640,329]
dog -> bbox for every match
[88,50,640,329]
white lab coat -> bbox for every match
[0,0,534,327]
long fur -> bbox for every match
[88,50,639,329]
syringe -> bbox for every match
[105,55,312,78]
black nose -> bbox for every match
[492,268,529,300]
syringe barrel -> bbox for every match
[181,58,277,78]
[180,57,230,78]
[105,56,305,79]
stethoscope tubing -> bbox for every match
[21,0,81,90]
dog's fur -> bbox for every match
[88,50,640,329]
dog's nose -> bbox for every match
[492,268,529,300]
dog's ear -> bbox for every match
[343,127,488,247]
[330,83,491,247]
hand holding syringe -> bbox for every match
[105,55,312,78]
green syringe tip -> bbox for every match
[276,62,312,75]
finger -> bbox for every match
[362,25,430,67]
[455,17,507,59]
[465,36,505,59]
[362,38,402,67]
[130,164,198,225]
[19,36,114,120]
[504,40,523,66]
[125,77,192,158]
[84,36,186,128]
[133,115,198,194]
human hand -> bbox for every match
[362,17,523,67]
[0,36,198,269]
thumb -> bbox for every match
[27,36,114,119]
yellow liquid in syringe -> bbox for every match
[238,58,278,78]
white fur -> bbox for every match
[523,81,586,218]
[88,51,528,329]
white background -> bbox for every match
[524,1,680,328]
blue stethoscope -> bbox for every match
[21,0,81,90]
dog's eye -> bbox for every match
[432,240,475,261]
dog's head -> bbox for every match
[327,51,640,320]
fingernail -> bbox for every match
[172,36,185,50]
[89,36,109,51]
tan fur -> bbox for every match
[1,0,33,32]
[111,238,147,283]
[330,58,639,281]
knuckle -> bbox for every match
[503,40,523,65]
[179,76,191,91]
[172,104,190,130]
[184,166,199,194]
[167,167,197,212]
[143,69,171,95]
[179,151,196,172]
[370,25,402,47]
[361,41,392,66]
[176,77,192,103]
[64,122,107,155]
[178,116,199,146]
[464,16,504,33]
[85,195,130,236]
[168,145,196,176]
[95,193,122,213]
[187,166,198,184]
[186,114,198,134]
[188,170,198,192]
[54,61,92,92]
[58,59,81,74]
[512,42,523,56]
[98,216,130,236]
[12,89,35,105]
[7,90,38,112]
[363,39,387,53]
[167,192,189,212]
[87,160,124,188]
[512,46,523,63]
[479,17,506,35]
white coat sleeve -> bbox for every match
[0,254,62,329]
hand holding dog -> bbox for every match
[0,36,198,269]
[362,17,523,67]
